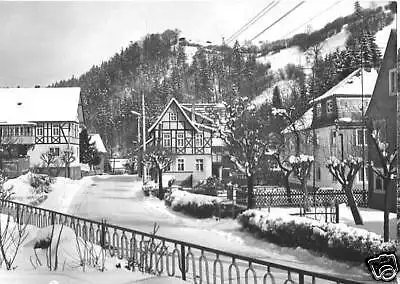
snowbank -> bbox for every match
[41,176,94,213]
[238,209,397,263]
[165,189,222,218]
[0,213,187,284]
[3,173,49,205]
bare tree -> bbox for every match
[326,156,364,225]
[143,145,173,200]
[61,149,76,179]
[40,151,58,169]
[369,127,397,241]
[271,107,314,210]
[219,97,271,209]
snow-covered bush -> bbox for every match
[29,173,55,195]
[192,176,225,196]
[165,189,222,218]
[238,209,397,263]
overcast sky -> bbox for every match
[0,0,392,87]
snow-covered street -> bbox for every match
[40,174,379,283]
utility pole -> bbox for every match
[142,89,146,184]
[361,52,365,194]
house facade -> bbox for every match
[0,87,83,179]
[148,99,217,186]
[366,29,397,213]
[284,68,378,193]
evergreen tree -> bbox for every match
[79,128,92,163]
[231,41,244,93]
[272,86,283,108]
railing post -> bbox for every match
[16,204,20,225]
[299,273,305,284]
[101,219,106,248]
[335,201,339,224]
[180,244,186,281]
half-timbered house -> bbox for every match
[0,87,83,179]
[148,98,215,186]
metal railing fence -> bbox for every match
[0,199,366,284]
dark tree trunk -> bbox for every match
[158,168,164,200]
[383,179,391,242]
[247,174,254,209]
[343,183,363,225]
[301,179,309,212]
[284,173,292,204]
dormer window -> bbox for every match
[389,68,397,96]
[170,112,177,121]
[315,103,322,117]
[326,99,334,115]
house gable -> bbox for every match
[148,98,199,133]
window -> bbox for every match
[374,173,384,193]
[177,158,184,171]
[326,99,334,114]
[389,68,397,96]
[163,132,171,147]
[315,103,322,117]
[356,129,367,146]
[53,124,60,136]
[177,132,184,147]
[15,127,20,136]
[50,147,60,156]
[196,159,204,171]
[170,112,177,121]
[195,133,203,147]
[36,126,43,136]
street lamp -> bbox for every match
[130,91,147,184]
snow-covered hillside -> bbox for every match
[256,19,396,72]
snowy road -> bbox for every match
[66,175,375,283]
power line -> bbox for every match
[226,0,280,44]
[282,0,345,39]
[226,0,276,43]
[250,1,306,42]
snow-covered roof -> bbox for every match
[282,108,313,134]
[0,87,81,122]
[89,134,107,153]
[311,68,377,103]
[0,121,36,126]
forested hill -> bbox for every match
[52,2,396,157]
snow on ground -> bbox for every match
[21,174,396,283]
[3,173,37,203]
[266,203,397,240]
[41,176,94,213]
[256,26,350,71]
[0,212,187,284]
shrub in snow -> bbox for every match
[192,176,225,196]
[238,209,397,263]
[165,189,222,218]
[29,173,55,195]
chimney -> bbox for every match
[191,101,195,122]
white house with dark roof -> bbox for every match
[283,68,378,191]
[0,87,83,179]
[147,98,218,186]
